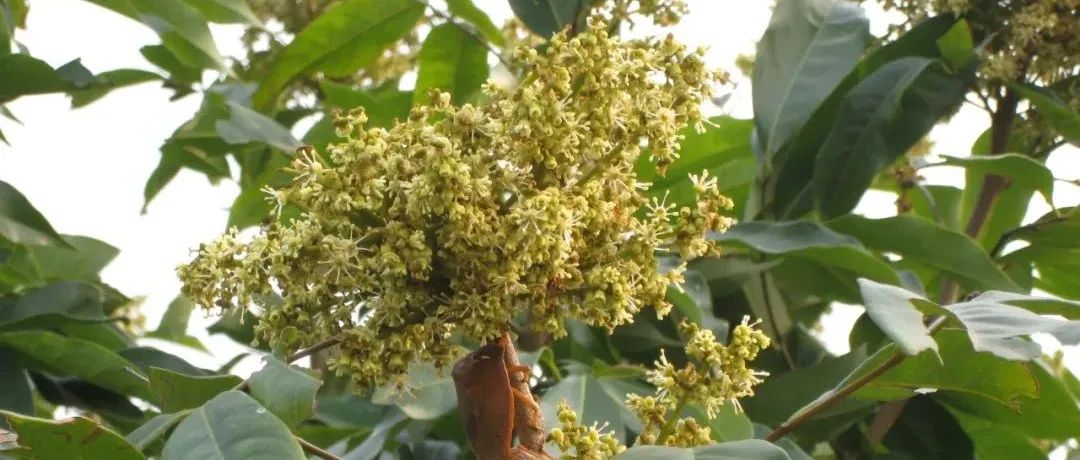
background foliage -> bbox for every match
[1,0,1079,459]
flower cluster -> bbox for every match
[550,401,626,460]
[179,18,729,387]
[627,318,770,446]
[880,0,1079,85]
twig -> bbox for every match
[299,436,343,460]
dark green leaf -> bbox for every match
[0,54,66,103]
[711,221,898,283]
[752,0,869,158]
[446,0,504,46]
[948,410,1045,460]
[857,278,938,356]
[149,367,242,412]
[909,184,963,230]
[253,0,424,110]
[1006,206,1080,249]
[0,350,31,425]
[938,154,1054,203]
[161,391,305,460]
[828,214,1018,292]
[881,396,973,460]
[850,330,1038,409]
[0,282,106,331]
[55,59,94,88]
[126,411,190,451]
[371,361,455,421]
[507,0,585,38]
[248,357,320,427]
[1,411,145,459]
[1012,83,1080,145]
[413,23,489,104]
[216,101,302,151]
[0,180,69,247]
[0,331,152,400]
[120,347,209,377]
[742,349,870,427]
[206,308,258,346]
[813,57,972,217]
[140,45,202,84]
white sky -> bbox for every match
[1,0,1077,382]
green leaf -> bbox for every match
[55,59,95,88]
[70,68,162,108]
[146,295,206,351]
[711,221,898,283]
[1006,206,1080,249]
[880,396,974,460]
[742,350,870,427]
[752,0,869,158]
[161,391,305,460]
[828,214,1019,292]
[140,45,202,84]
[120,347,208,377]
[126,411,190,451]
[413,23,490,104]
[934,19,974,70]
[252,0,424,110]
[0,54,67,103]
[940,362,1080,440]
[909,184,963,230]
[320,81,412,129]
[0,350,31,424]
[0,179,69,247]
[813,57,972,217]
[948,410,1046,460]
[83,0,223,69]
[507,0,585,38]
[248,357,320,427]
[763,15,963,219]
[849,330,1038,409]
[446,0,504,46]
[1,411,145,459]
[0,282,106,331]
[371,360,455,421]
[181,0,262,25]
[938,154,1054,203]
[1012,83,1080,145]
[149,367,242,412]
[943,295,1080,360]
[857,278,938,357]
[0,331,152,400]
[215,101,302,151]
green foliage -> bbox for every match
[1,1,1079,459]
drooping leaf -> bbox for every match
[371,360,455,421]
[812,57,972,217]
[446,0,504,46]
[149,367,242,413]
[849,330,1038,409]
[938,154,1054,203]
[507,0,585,38]
[711,221,898,283]
[140,44,202,84]
[0,331,152,400]
[752,0,869,158]
[943,297,1080,361]
[856,278,939,357]
[146,295,206,351]
[0,54,68,103]
[119,347,209,377]
[1,411,145,459]
[413,23,489,104]
[248,357,321,427]
[252,0,424,110]
[0,180,69,247]
[828,214,1018,292]
[69,68,162,108]
[161,391,305,460]
[0,350,32,424]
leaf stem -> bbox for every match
[298,436,343,460]
[232,335,344,391]
[656,396,689,444]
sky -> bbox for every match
[1,0,1078,381]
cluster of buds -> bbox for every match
[549,401,627,459]
[178,18,730,387]
[627,318,770,446]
